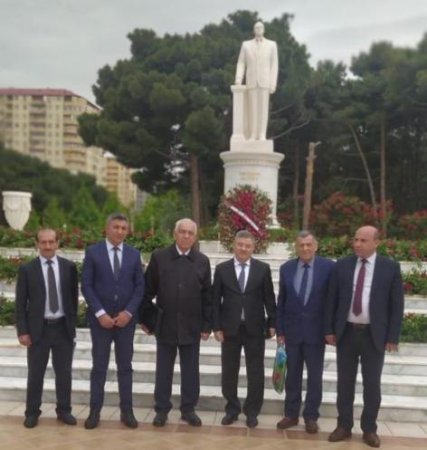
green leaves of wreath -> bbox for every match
[218,185,272,253]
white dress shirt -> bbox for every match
[347,253,377,324]
[106,239,123,272]
[234,258,250,321]
[39,255,64,319]
[95,240,125,318]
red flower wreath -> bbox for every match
[218,185,272,253]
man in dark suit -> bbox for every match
[82,213,144,429]
[276,230,334,433]
[325,225,404,448]
[212,230,276,428]
[15,229,78,428]
[140,218,212,427]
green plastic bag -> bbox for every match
[272,343,287,394]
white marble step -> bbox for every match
[0,376,425,421]
[1,355,426,398]
[1,338,426,374]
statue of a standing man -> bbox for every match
[235,21,278,141]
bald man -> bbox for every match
[324,226,404,448]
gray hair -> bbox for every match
[235,230,255,242]
[296,230,317,241]
[174,218,198,235]
[106,213,129,226]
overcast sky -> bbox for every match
[1,0,427,103]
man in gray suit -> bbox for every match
[235,21,279,140]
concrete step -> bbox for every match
[0,376,425,422]
[1,355,426,398]
[0,327,427,421]
[1,337,427,376]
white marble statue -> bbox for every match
[235,21,279,141]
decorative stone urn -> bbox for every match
[2,191,32,230]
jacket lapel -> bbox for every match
[244,259,256,293]
[35,258,46,300]
[101,241,116,278]
[58,257,69,314]
[224,259,241,292]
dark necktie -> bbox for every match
[238,263,246,292]
[113,247,120,280]
[353,259,367,316]
[299,263,310,305]
[46,260,59,314]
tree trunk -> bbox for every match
[348,123,378,220]
[190,153,201,226]
[302,142,320,230]
[380,114,387,236]
[292,144,300,229]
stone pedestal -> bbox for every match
[220,150,284,227]
[2,191,32,231]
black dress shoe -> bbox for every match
[181,411,202,426]
[153,412,168,427]
[24,415,39,428]
[363,432,381,448]
[246,416,258,428]
[305,419,319,434]
[277,416,298,429]
[57,412,77,425]
[84,409,100,430]
[121,410,138,429]
[328,426,352,442]
[221,413,239,426]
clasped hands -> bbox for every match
[98,311,131,329]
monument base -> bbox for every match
[220,148,284,228]
[230,136,273,153]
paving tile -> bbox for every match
[385,421,427,438]
[0,401,24,415]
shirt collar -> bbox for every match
[234,257,251,267]
[298,257,314,268]
[175,244,191,256]
[39,254,58,265]
[106,239,123,252]
[361,252,377,265]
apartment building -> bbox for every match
[0,88,138,206]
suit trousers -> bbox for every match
[221,324,265,418]
[284,342,325,420]
[26,320,73,417]
[89,323,136,412]
[154,341,200,414]
[336,324,385,432]
[247,88,270,139]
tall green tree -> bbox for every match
[78,10,311,226]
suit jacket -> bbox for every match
[81,241,144,325]
[15,256,78,343]
[235,38,278,91]
[212,258,276,337]
[276,256,335,345]
[324,254,404,352]
[140,245,212,345]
